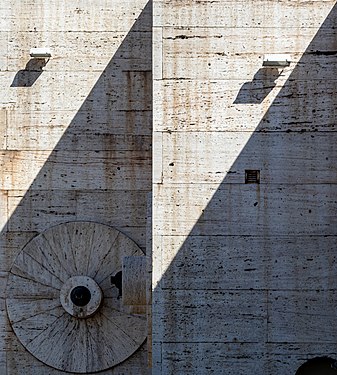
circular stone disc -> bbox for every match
[6,221,146,373]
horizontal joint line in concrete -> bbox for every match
[155,340,262,344]
[158,288,337,292]
[159,78,337,82]
[158,234,337,238]
[160,184,337,188]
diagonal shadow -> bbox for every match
[10,58,48,87]
[2,2,152,374]
[154,3,337,374]
[234,68,280,104]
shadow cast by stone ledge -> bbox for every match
[10,58,48,87]
[234,67,281,104]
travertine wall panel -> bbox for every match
[2,71,152,111]
[7,31,152,72]
[0,109,6,149]
[162,54,337,80]
[6,133,151,152]
[162,132,337,184]
[0,150,151,190]
[153,132,163,183]
[268,290,337,343]
[159,236,337,291]
[153,1,336,28]
[0,274,8,300]
[146,195,153,365]
[0,33,7,71]
[159,343,337,375]
[154,79,337,132]
[154,184,337,236]
[0,352,5,373]
[6,110,152,150]
[153,289,267,342]
[7,190,148,248]
[153,28,163,80]
[0,298,10,370]
[163,27,337,54]
[1,1,152,32]
[162,27,337,79]
[152,235,163,289]
[0,191,8,232]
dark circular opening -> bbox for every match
[70,286,91,307]
[296,357,337,375]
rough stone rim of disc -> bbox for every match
[6,221,146,373]
[60,275,103,319]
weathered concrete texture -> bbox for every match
[153,28,163,80]
[7,31,152,72]
[159,343,337,375]
[1,0,152,373]
[159,236,337,291]
[161,27,337,80]
[153,79,337,132]
[153,0,336,28]
[1,1,152,32]
[154,184,337,236]
[0,109,6,149]
[162,27,337,55]
[0,150,151,190]
[0,191,8,232]
[153,0,337,373]
[6,110,152,149]
[7,190,149,247]
[268,290,337,343]
[2,71,152,110]
[153,289,267,342]
[162,132,337,184]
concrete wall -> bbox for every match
[1,1,152,373]
[152,1,337,374]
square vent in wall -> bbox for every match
[245,170,260,184]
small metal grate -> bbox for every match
[245,170,260,184]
